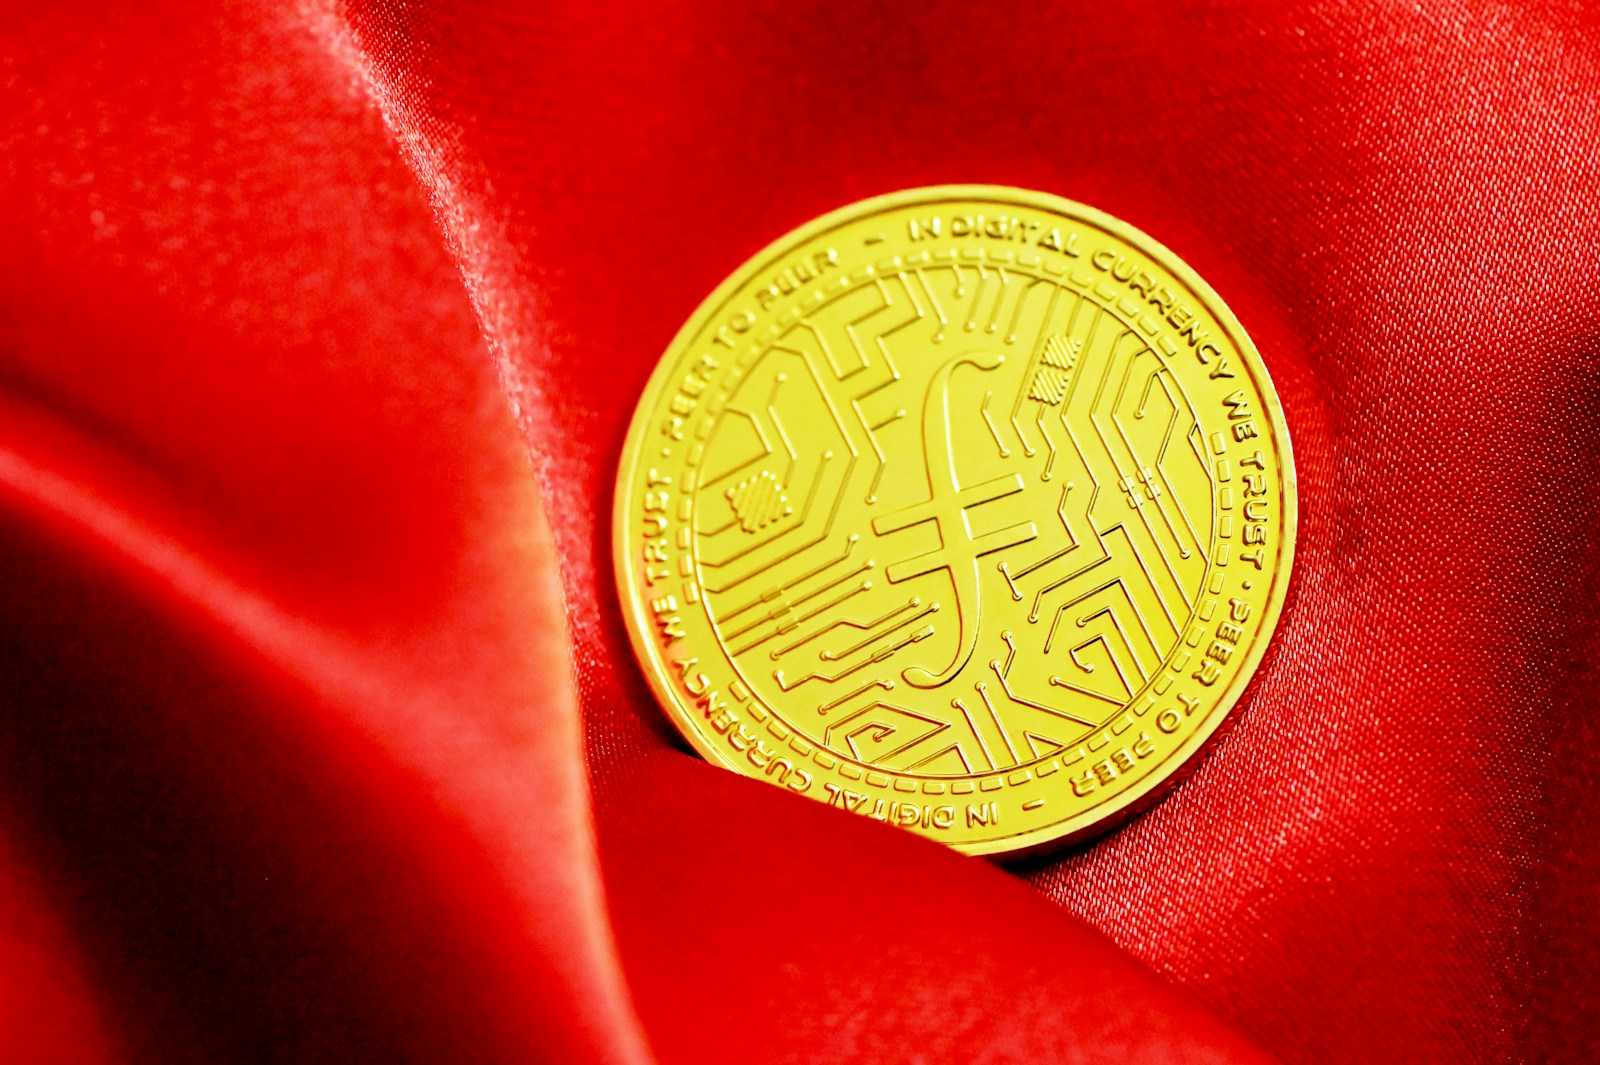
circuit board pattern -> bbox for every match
[693,261,1214,777]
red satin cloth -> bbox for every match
[3,3,1597,1062]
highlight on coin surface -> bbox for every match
[614,186,1295,855]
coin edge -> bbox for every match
[611,184,1300,856]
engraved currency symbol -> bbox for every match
[870,351,1037,688]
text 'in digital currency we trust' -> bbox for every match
[614,186,1296,856]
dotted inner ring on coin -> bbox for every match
[615,187,1295,855]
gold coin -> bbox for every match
[614,186,1295,855]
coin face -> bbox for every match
[614,186,1295,855]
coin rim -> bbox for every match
[612,184,1297,856]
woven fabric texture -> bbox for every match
[1,2,1596,1062]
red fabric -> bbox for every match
[3,2,1597,1062]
